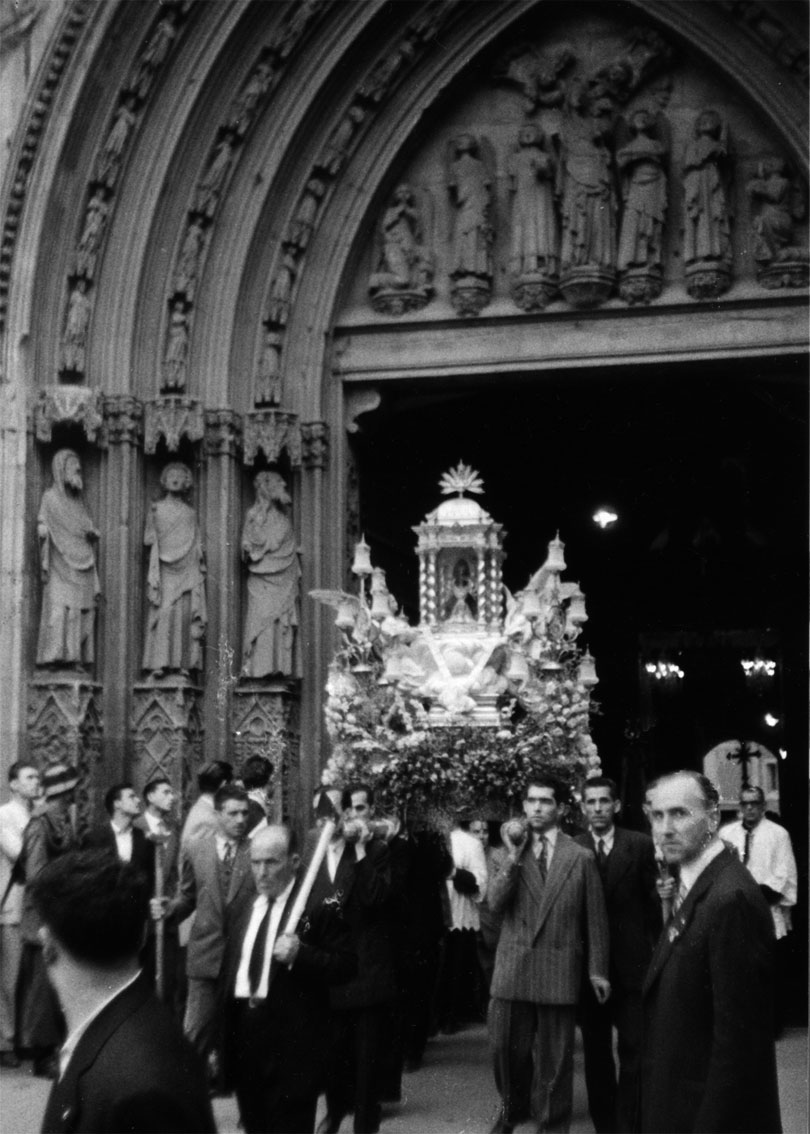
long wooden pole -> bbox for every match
[281,818,336,936]
[154,840,166,1000]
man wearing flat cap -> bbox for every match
[17,764,81,1078]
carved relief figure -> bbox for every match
[447,134,493,315]
[368,183,434,314]
[60,279,92,373]
[442,558,477,623]
[93,95,138,188]
[143,462,207,678]
[241,471,301,679]
[227,60,274,136]
[682,109,732,297]
[318,105,366,175]
[36,449,100,668]
[255,329,283,407]
[746,157,808,287]
[125,13,178,101]
[616,107,669,302]
[162,301,189,392]
[171,220,206,300]
[267,252,297,324]
[192,135,235,220]
[74,191,109,279]
[508,124,559,309]
[287,178,326,251]
[358,41,416,103]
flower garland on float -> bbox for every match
[312,464,601,825]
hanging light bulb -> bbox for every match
[370,589,391,620]
[568,587,588,624]
[545,531,566,572]
[579,650,598,687]
[351,535,373,576]
[335,599,357,631]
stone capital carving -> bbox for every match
[132,681,204,814]
[242,410,301,467]
[204,408,242,457]
[144,395,205,453]
[34,384,104,445]
[103,394,143,446]
[301,421,329,469]
[232,682,299,822]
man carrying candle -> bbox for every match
[223,825,355,1134]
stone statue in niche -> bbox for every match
[59,279,92,374]
[36,449,100,669]
[73,191,109,280]
[558,81,618,307]
[161,301,189,392]
[358,40,416,103]
[447,133,494,317]
[267,252,297,325]
[93,95,138,189]
[746,157,809,289]
[227,60,275,137]
[368,183,434,316]
[143,462,207,679]
[241,470,301,679]
[192,134,236,220]
[317,105,366,176]
[171,220,206,301]
[616,107,669,304]
[255,328,283,407]
[508,124,559,311]
[494,45,575,115]
[287,178,327,252]
[125,12,178,102]
[682,109,733,299]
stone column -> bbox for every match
[0,384,28,780]
[203,409,242,764]
[100,395,144,781]
[131,679,204,814]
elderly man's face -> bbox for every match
[648,775,718,866]
[250,830,298,899]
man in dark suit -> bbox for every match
[31,848,215,1134]
[153,783,255,1071]
[310,784,398,1134]
[488,777,610,1134]
[575,776,661,1133]
[85,783,153,878]
[136,777,182,1008]
[223,824,355,1133]
[641,770,781,1134]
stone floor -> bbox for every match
[1,1024,807,1133]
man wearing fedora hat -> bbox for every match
[17,763,81,1078]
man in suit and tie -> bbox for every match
[488,777,610,1134]
[641,771,781,1134]
[224,824,355,1133]
[152,782,255,1072]
[180,760,233,849]
[136,777,181,1007]
[33,848,215,1134]
[575,776,661,1133]
[85,784,153,878]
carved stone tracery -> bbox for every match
[232,682,299,822]
[34,385,104,445]
[131,681,204,816]
[242,410,302,468]
[143,395,205,454]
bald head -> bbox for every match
[249,825,299,898]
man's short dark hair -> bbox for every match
[654,770,720,810]
[240,756,273,790]
[341,782,374,811]
[29,849,148,967]
[103,782,133,816]
[582,776,619,801]
[8,761,37,784]
[143,777,171,803]
[740,785,766,804]
[524,776,565,805]
[214,783,248,811]
[197,761,233,795]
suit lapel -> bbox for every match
[604,829,632,893]
[226,842,250,905]
[532,834,577,940]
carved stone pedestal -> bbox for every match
[511,272,558,312]
[619,266,663,305]
[131,679,204,815]
[28,673,103,833]
[756,253,809,290]
[685,261,731,300]
[560,266,616,308]
[232,681,300,823]
[450,276,491,317]
[369,285,433,317]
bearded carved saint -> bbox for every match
[36,449,100,668]
[142,462,207,678]
[241,471,302,679]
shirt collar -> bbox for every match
[679,837,726,895]
[591,826,615,853]
[59,970,141,1079]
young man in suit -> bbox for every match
[33,848,215,1134]
[488,777,610,1134]
[642,771,781,1134]
[152,783,255,1072]
[137,777,181,1008]
[575,776,661,1133]
[224,824,355,1133]
[85,784,153,877]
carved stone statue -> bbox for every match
[193,135,235,220]
[241,471,301,678]
[559,83,617,307]
[255,329,283,407]
[60,279,92,374]
[368,183,434,315]
[746,157,808,288]
[36,449,100,668]
[93,95,138,189]
[227,60,274,137]
[143,462,207,678]
[447,133,493,316]
[162,301,189,392]
[267,253,297,324]
[171,220,206,300]
[358,41,415,103]
[125,13,178,102]
[287,178,326,251]
[317,105,366,176]
[508,124,559,310]
[616,107,669,303]
[682,109,733,299]
[73,191,109,280]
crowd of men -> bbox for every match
[0,754,798,1134]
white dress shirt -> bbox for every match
[446,828,488,932]
[721,816,798,938]
[533,825,559,867]
[326,838,346,883]
[234,878,296,1000]
[0,797,31,925]
[590,826,615,856]
[110,821,133,863]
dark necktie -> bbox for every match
[247,901,272,997]
[596,837,608,875]
[222,840,235,892]
[536,835,547,882]
[743,828,753,865]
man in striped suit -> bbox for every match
[488,778,610,1134]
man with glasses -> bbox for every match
[641,771,780,1133]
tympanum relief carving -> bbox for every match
[368,183,435,316]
